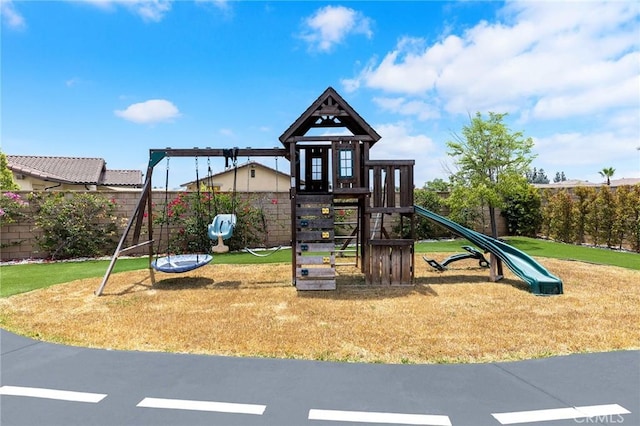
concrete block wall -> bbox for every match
[1,190,293,261]
[1,189,506,261]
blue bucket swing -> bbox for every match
[207,148,239,254]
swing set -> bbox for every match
[95,147,287,296]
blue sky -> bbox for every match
[2,0,639,189]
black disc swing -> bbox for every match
[151,157,213,273]
[207,148,239,253]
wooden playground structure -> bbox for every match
[97,87,416,294]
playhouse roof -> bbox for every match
[278,86,381,146]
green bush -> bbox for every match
[614,185,640,251]
[412,188,451,239]
[0,191,30,250]
[0,191,29,225]
[31,192,118,259]
[589,186,617,247]
[546,190,574,243]
[540,184,640,252]
[501,185,542,237]
[572,186,595,244]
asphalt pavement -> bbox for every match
[1,329,638,426]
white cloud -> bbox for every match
[373,96,440,121]
[65,77,82,87]
[349,1,639,121]
[370,122,446,185]
[114,99,181,124]
[1,0,26,30]
[531,67,639,120]
[82,0,172,22]
[533,129,639,177]
[195,0,231,12]
[300,5,373,53]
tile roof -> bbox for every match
[102,169,143,187]
[7,155,142,187]
[533,178,640,189]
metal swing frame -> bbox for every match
[95,147,287,296]
[149,157,212,274]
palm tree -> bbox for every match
[598,167,615,185]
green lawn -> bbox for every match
[1,238,638,297]
[502,237,640,270]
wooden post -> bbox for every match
[489,253,504,282]
[95,174,152,296]
[289,143,297,286]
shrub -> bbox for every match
[31,192,118,259]
[0,191,30,250]
[614,184,640,251]
[0,151,19,191]
[539,184,640,252]
[546,190,574,243]
[501,185,542,237]
[411,188,451,239]
[586,186,617,247]
[572,186,595,244]
[0,192,29,225]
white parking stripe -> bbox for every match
[308,409,452,425]
[492,404,630,424]
[137,397,266,415]
[0,385,107,403]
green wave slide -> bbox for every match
[414,205,563,295]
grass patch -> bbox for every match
[0,250,292,297]
[2,238,638,297]
[504,237,640,270]
[1,260,638,364]
[0,258,149,297]
[418,237,640,271]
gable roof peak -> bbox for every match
[279,86,381,145]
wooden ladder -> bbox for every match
[334,201,359,267]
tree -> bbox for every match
[0,151,19,191]
[572,186,596,244]
[501,185,542,237]
[422,178,450,192]
[599,167,615,185]
[553,171,567,183]
[614,185,640,250]
[446,112,535,237]
[590,186,617,247]
[411,186,449,240]
[546,189,575,243]
[526,167,549,184]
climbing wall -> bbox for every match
[294,194,336,290]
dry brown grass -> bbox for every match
[1,255,638,364]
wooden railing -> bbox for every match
[366,160,415,213]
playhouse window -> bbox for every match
[312,157,322,181]
[339,149,354,178]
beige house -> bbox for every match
[182,160,291,192]
[7,155,143,191]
